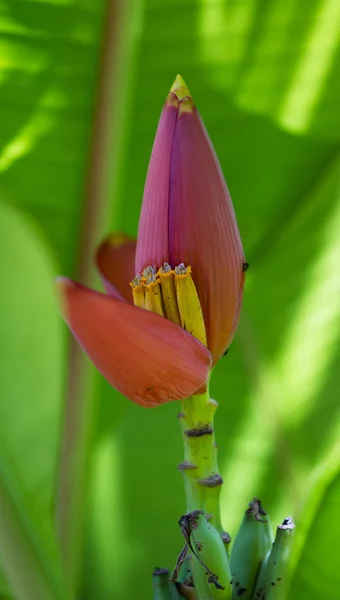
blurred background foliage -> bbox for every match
[0,0,339,599]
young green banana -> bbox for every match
[179,511,232,599]
[230,499,273,599]
[171,550,197,600]
[153,567,181,600]
[252,517,295,600]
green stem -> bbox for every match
[178,387,223,531]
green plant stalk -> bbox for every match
[178,388,226,600]
[178,387,224,531]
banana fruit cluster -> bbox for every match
[152,500,295,600]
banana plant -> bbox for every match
[1,2,339,600]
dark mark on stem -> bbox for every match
[185,426,213,437]
[177,461,198,471]
[198,474,223,488]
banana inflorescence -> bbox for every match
[152,502,295,600]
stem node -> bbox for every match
[178,461,198,471]
[198,474,223,488]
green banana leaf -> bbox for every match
[0,201,69,599]
[288,443,340,600]
[0,1,339,599]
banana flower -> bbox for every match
[58,76,245,407]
